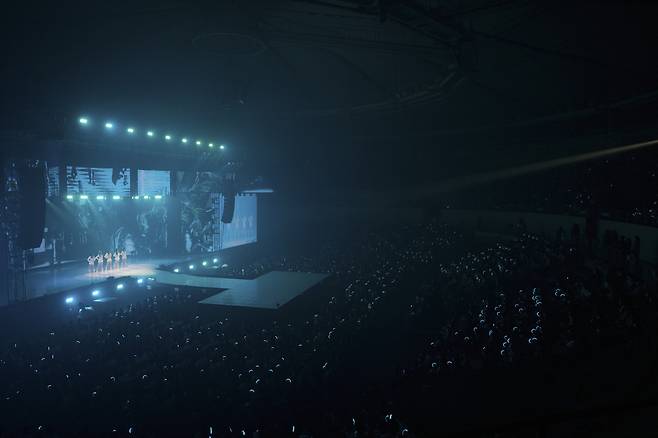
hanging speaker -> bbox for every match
[18,163,46,249]
[221,193,236,224]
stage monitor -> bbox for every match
[138,169,171,196]
[219,193,257,250]
[46,164,60,198]
[66,166,130,196]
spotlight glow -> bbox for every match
[154,195,162,200]
[132,195,140,200]
[202,261,208,266]
[165,135,171,140]
[213,258,218,263]
[182,138,188,144]
[196,140,202,146]
[189,264,195,270]
[116,283,124,291]
[143,195,150,200]
[79,195,89,200]
[173,268,180,273]
[112,195,121,200]
[96,195,105,200]
[208,143,214,148]
[79,117,89,125]
[105,122,113,129]
[66,195,74,200]
[147,131,154,137]
[65,296,74,304]
[91,290,100,297]
[127,127,135,134]
[137,278,144,285]
[220,144,225,150]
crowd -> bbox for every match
[446,147,658,226]
[1,219,657,436]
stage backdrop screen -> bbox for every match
[66,166,131,196]
[219,194,257,250]
[138,169,171,196]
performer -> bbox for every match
[87,255,94,274]
[96,253,103,272]
[105,252,112,271]
[114,251,120,270]
[122,250,128,267]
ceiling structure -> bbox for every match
[3,0,658,190]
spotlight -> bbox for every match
[202,261,208,266]
[65,296,74,304]
[79,117,89,125]
[79,195,89,200]
[182,138,188,144]
[213,258,218,263]
[188,264,195,270]
[96,195,105,200]
[143,195,150,200]
[112,195,121,200]
[127,127,135,134]
[105,122,113,129]
[196,140,202,146]
[173,268,180,273]
[165,135,171,140]
[220,144,225,150]
[154,195,162,200]
[208,143,214,148]
[91,290,100,297]
[147,131,154,137]
[66,194,74,200]
[116,283,124,291]
[132,196,140,200]
[137,278,144,285]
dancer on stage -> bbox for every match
[105,251,112,271]
[96,252,103,272]
[114,251,120,270]
[87,255,94,274]
[122,250,128,268]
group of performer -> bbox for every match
[87,250,129,273]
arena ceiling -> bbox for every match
[3,1,658,187]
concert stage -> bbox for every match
[9,257,188,306]
[156,270,329,309]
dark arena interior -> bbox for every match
[3,1,658,437]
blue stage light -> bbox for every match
[66,194,74,200]
[91,290,100,297]
[112,195,121,200]
[189,264,195,270]
[154,195,162,200]
[220,144,225,150]
[173,268,180,273]
[202,261,208,266]
[213,258,218,263]
[165,135,171,140]
[143,195,150,200]
[137,278,144,284]
[147,131,154,137]
[65,296,74,304]
[127,127,135,134]
[196,140,202,145]
[181,138,188,144]
[116,283,124,291]
[96,195,105,200]
[105,122,113,129]
[79,195,89,200]
[79,117,89,125]
[208,143,214,148]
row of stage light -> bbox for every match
[65,194,165,201]
[78,117,226,150]
[172,257,221,273]
[65,277,154,306]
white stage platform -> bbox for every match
[155,270,329,309]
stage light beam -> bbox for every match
[137,278,144,285]
[220,144,225,150]
[147,131,154,137]
[182,138,188,144]
[66,195,74,200]
[202,261,208,266]
[173,268,180,273]
[213,258,218,263]
[189,264,195,270]
[116,283,124,291]
[165,135,171,140]
[65,296,74,304]
[127,127,135,134]
[154,195,162,200]
[208,143,214,148]
[79,195,89,200]
[105,122,113,129]
[91,290,100,297]
[79,117,89,125]
[96,195,105,200]
[112,195,121,200]
[196,140,202,146]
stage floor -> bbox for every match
[9,257,187,306]
[199,271,330,309]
